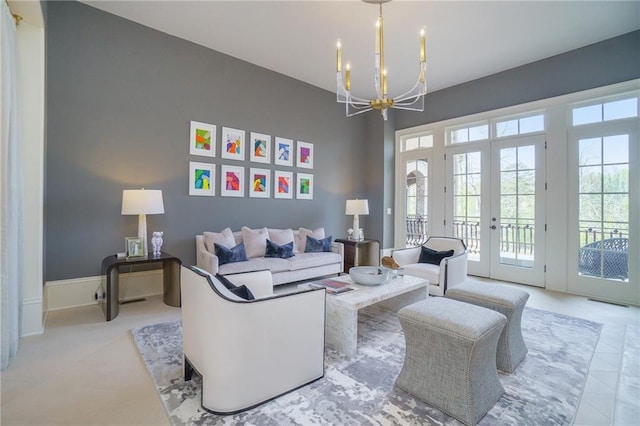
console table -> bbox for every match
[335,238,380,273]
[100,252,181,321]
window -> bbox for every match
[402,134,433,152]
[406,159,429,246]
[495,113,544,137]
[448,123,489,144]
[572,96,638,126]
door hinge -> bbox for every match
[444,219,446,226]
[544,265,547,273]
[544,141,547,149]
[545,224,547,231]
[444,186,446,193]
[444,153,447,161]
[545,182,548,190]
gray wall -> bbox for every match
[45,1,368,281]
[396,30,640,130]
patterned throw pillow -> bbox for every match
[214,242,249,265]
[265,239,295,259]
[305,235,332,253]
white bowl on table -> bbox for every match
[348,266,390,286]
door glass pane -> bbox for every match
[499,145,536,268]
[452,152,481,260]
[578,135,629,281]
[406,159,428,246]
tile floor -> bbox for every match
[1,278,638,425]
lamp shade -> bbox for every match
[121,189,165,215]
[345,199,369,215]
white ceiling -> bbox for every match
[81,1,640,99]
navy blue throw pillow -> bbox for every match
[305,235,332,253]
[265,239,295,259]
[215,274,255,300]
[214,242,248,265]
[418,246,455,265]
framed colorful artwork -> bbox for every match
[249,168,271,198]
[249,132,271,164]
[274,137,293,167]
[189,121,216,157]
[221,127,245,161]
[296,173,313,200]
[296,141,313,169]
[221,165,245,197]
[274,170,293,199]
[189,162,215,196]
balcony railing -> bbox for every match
[405,215,428,246]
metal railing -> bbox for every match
[453,221,480,254]
[405,216,428,246]
[581,227,626,245]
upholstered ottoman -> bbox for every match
[446,282,529,373]
[395,298,506,426]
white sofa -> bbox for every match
[196,226,344,286]
[181,265,325,413]
[392,236,468,296]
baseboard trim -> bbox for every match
[22,297,44,336]
[45,270,163,312]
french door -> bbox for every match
[446,135,546,286]
[567,121,638,304]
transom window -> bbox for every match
[402,134,433,152]
[572,95,639,126]
[448,123,489,144]
[495,113,544,137]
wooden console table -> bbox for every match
[100,252,181,321]
[335,238,381,273]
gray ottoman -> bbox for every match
[446,282,529,373]
[395,298,506,426]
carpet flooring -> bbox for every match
[132,305,602,425]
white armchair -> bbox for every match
[392,237,468,296]
[181,266,326,414]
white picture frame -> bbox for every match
[221,127,245,161]
[189,121,216,157]
[296,173,313,200]
[188,162,215,196]
[274,137,293,167]
[249,132,271,164]
[296,141,314,169]
[274,170,293,199]
[220,165,245,197]
[249,168,271,198]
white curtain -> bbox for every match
[1,1,24,371]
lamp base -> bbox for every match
[138,214,148,257]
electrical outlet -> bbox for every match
[95,290,105,302]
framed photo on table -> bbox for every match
[125,237,144,258]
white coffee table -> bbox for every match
[318,274,429,358]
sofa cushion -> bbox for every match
[215,274,255,300]
[305,235,332,252]
[219,258,269,275]
[204,227,235,252]
[268,228,295,246]
[403,263,441,285]
[242,226,269,258]
[265,239,295,259]
[297,227,325,253]
[418,246,454,265]
[263,257,291,273]
[215,242,249,265]
[288,252,342,271]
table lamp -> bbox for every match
[345,199,369,240]
[121,189,165,257]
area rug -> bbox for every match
[132,306,602,425]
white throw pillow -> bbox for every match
[297,227,325,253]
[268,228,295,246]
[242,226,269,258]
[203,227,235,253]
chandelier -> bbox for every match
[336,0,426,120]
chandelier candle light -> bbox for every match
[336,0,427,120]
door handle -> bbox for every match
[490,225,497,230]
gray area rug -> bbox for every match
[132,306,602,425]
